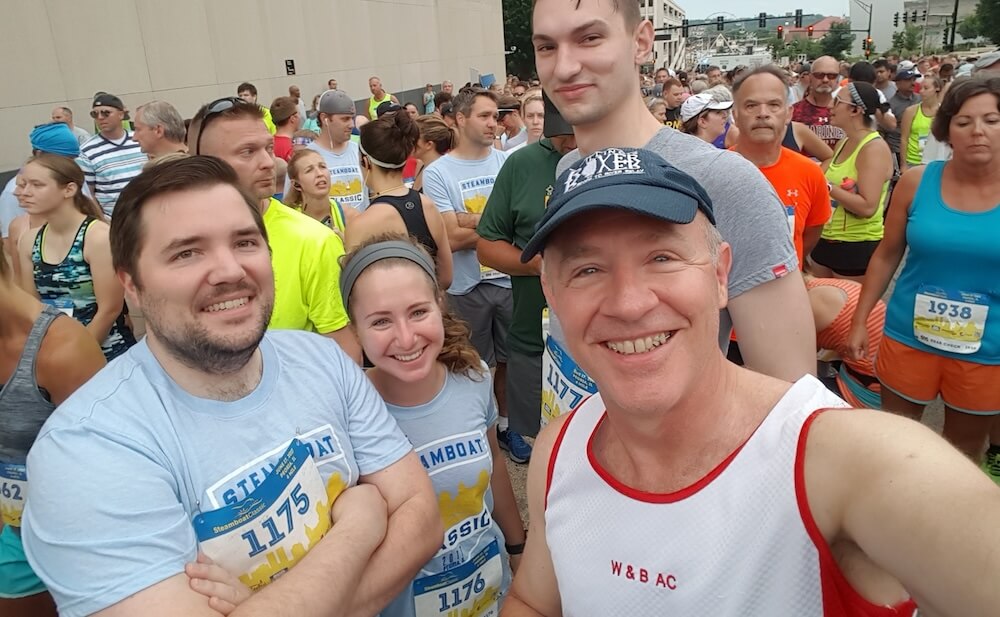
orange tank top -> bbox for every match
[808,278,885,377]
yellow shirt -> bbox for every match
[262,106,276,135]
[264,198,348,333]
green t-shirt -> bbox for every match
[477,139,561,356]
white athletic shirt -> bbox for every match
[544,376,919,616]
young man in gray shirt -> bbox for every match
[533,0,815,381]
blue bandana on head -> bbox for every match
[29,122,79,157]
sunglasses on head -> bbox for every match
[194,97,243,155]
[812,72,840,81]
[90,109,116,119]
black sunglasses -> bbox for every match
[194,97,243,155]
[90,109,115,119]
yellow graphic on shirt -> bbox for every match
[438,469,491,530]
[330,178,363,197]
[463,194,489,215]
[238,472,347,590]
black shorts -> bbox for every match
[811,238,881,277]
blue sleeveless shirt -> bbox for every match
[884,161,1000,363]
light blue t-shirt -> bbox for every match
[22,331,411,617]
[423,150,511,295]
[0,177,19,238]
[381,362,510,617]
[301,140,369,210]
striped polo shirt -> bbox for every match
[76,132,147,217]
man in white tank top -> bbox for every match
[500,146,1000,616]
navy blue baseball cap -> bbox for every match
[520,147,715,262]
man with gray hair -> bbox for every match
[50,106,91,145]
[132,100,187,160]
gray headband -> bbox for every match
[340,240,437,311]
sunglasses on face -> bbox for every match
[812,72,840,81]
[195,97,243,155]
[90,109,116,119]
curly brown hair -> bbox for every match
[343,232,486,379]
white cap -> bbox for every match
[898,60,916,71]
[680,92,733,122]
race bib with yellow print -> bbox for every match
[913,285,989,355]
[193,440,345,590]
[0,463,27,527]
[541,309,597,427]
[413,540,503,617]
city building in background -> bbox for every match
[641,0,687,69]
[900,0,981,52]
[0,0,504,173]
[850,0,905,57]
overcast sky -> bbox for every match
[689,1,849,20]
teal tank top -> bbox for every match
[884,161,1000,363]
[32,217,135,361]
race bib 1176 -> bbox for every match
[413,540,503,617]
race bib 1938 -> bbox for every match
[192,440,340,590]
[913,285,989,355]
[1,463,27,527]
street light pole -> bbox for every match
[948,0,960,50]
[852,0,873,56]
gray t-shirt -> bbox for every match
[556,127,798,351]
[884,92,921,154]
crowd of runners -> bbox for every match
[2,0,999,615]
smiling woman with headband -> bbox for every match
[346,111,453,289]
[811,81,894,282]
[340,233,525,617]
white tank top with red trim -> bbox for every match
[544,375,919,617]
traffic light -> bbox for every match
[903,10,908,24]
[758,12,767,28]
[807,25,814,37]
[894,12,899,27]
[716,15,724,31]
[865,37,873,58]
[922,9,927,21]
[794,9,803,28]
[912,10,918,22]
[681,19,689,38]
[777,25,784,37]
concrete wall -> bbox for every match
[0,0,505,172]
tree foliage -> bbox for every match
[957,12,982,40]
[503,0,536,79]
[890,25,922,55]
[974,0,1000,45]
[820,21,855,59]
